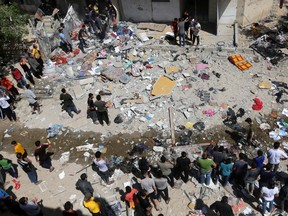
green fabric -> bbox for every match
[0,159,11,169]
[197,158,214,172]
[94,101,107,112]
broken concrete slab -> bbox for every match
[72,85,85,99]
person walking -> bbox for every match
[87,93,98,124]
[210,196,234,216]
[197,152,216,186]
[177,18,186,47]
[78,24,88,53]
[191,19,201,46]
[11,65,27,89]
[157,156,174,187]
[19,197,43,216]
[0,154,18,178]
[24,84,41,114]
[27,53,42,79]
[16,152,38,184]
[267,141,288,172]
[139,171,160,211]
[94,95,110,126]
[219,158,233,187]
[261,180,279,215]
[0,91,16,121]
[60,88,81,118]
[83,192,103,216]
[11,140,28,158]
[92,151,113,185]
[76,173,94,196]
[154,170,170,204]
[175,151,191,183]
[34,140,54,172]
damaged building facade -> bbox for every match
[18,0,273,35]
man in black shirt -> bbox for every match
[34,140,54,172]
[94,95,110,126]
[87,93,98,124]
[75,173,94,196]
[60,88,81,118]
[175,151,191,183]
[78,24,88,53]
[210,196,234,216]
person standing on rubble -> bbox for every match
[139,171,160,211]
[87,93,98,124]
[60,88,81,118]
[93,151,113,185]
[210,196,234,216]
[59,28,73,54]
[75,173,94,196]
[191,19,201,46]
[177,18,186,47]
[78,24,88,54]
[20,57,35,86]
[60,23,73,45]
[267,141,288,172]
[94,95,110,126]
[24,84,41,114]
[10,65,27,89]
[197,152,216,186]
[0,75,19,100]
[175,151,191,183]
[157,156,174,188]
[32,44,44,71]
[171,18,178,44]
[0,91,17,121]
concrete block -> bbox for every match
[72,85,85,99]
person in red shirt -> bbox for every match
[0,75,19,99]
[10,66,27,89]
[124,186,138,209]
[62,201,79,216]
[171,18,178,44]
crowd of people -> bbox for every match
[0,43,44,120]
[170,11,201,47]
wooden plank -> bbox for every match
[169,107,175,147]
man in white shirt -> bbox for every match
[93,151,113,185]
[0,91,16,121]
[23,84,41,114]
[192,19,201,46]
[267,142,288,172]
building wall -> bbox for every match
[119,0,181,22]
[208,0,217,23]
[217,0,237,35]
[237,0,273,26]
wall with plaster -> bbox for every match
[119,0,181,22]
[237,0,273,26]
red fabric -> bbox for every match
[12,68,23,81]
[1,77,13,90]
[252,98,263,110]
[171,21,178,32]
[73,49,80,55]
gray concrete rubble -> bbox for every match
[2,4,288,216]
